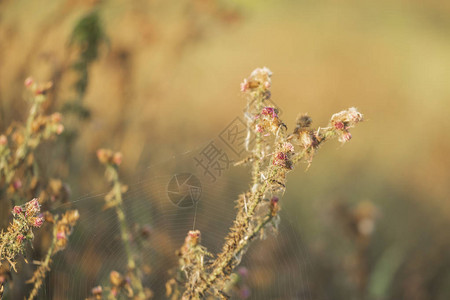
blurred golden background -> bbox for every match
[1,0,450,299]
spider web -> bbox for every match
[30,141,314,300]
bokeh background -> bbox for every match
[1,0,450,299]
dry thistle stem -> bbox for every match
[96,149,149,299]
[167,231,213,299]
[167,67,364,299]
[0,78,74,299]
[0,198,44,272]
[27,209,79,300]
[0,78,63,191]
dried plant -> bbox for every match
[26,209,79,300]
[93,149,152,300]
[0,199,45,272]
[0,197,79,300]
[0,78,64,202]
[0,78,79,299]
[1,68,363,299]
[167,67,364,299]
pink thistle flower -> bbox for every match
[13,206,22,215]
[261,107,277,119]
[333,121,345,130]
[29,198,40,209]
[275,152,287,161]
[26,198,41,217]
[33,217,44,228]
[273,152,288,167]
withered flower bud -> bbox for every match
[296,114,312,128]
[112,152,123,166]
[110,271,123,287]
[96,149,113,164]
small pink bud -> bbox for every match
[111,289,118,297]
[264,81,271,89]
[275,152,287,161]
[17,234,25,243]
[56,124,64,135]
[51,112,62,123]
[237,266,249,278]
[0,135,6,146]
[339,132,352,143]
[113,152,123,166]
[240,79,249,92]
[188,230,200,239]
[187,230,201,246]
[24,77,34,87]
[91,286,103,295]
[270,196,280,216]
[33,217,44,228]
[13,179,22,190]
[56,231,66,240]
[97,148,112,164]
[13,206,22,214]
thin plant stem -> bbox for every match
[109,166,146,299]
[27,217,58,300]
